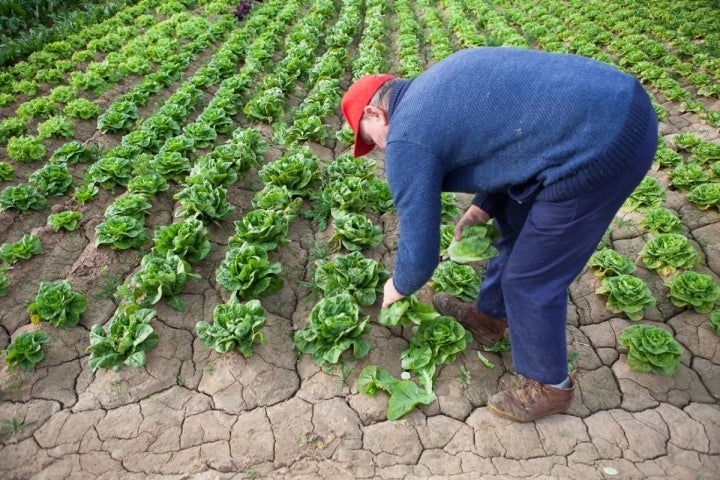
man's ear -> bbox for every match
[363,104,388,124]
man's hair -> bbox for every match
[369,78,399,108]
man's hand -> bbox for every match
[381,277,405,308]
[454,204,491,240]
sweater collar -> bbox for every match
[388,78,413,117]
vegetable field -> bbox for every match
[1,0,719,478]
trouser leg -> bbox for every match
[505,161,656,385]
[476,200,530,319]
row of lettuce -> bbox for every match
[1,0,719,419]
[0,0,146,67]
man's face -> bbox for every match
[359,105,389,152]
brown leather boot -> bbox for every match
[432,292,507,345]
[487,378,575,422]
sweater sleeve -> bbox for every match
[384,142,444,296]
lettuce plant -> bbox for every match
[595,274,656,321]
[151,218,211,264]
[672,133,702,151]
[85,156,133,189]
[440,192,460,222]
[229,208,291,252]
[73,182,99,205]
[0,93,15,107]
[206,146,256,179]
[47,210,82,232]
[7,135,46,163]
[3,330,50,373]
[141,115,181,144]
[152,151,192,182]
[618,324,683,376]
[357,365,436,420]
[127,253,199,311]
[293,293,371,368]
[127,172,169,197]
[666,270,720,314]
[50,140,98,164]
[679,100,704,114]
[251,184,303,219]
[11,79,39,97]
[335,122,355,145]
[197,106,234,135]
[365,178,394,214]
[329,211,383,252]
[63,98,101,120]
[232,128,268,168]
[653,147,683,169]
[215,243,283,300]
[121,129,161,153]
[196,298,268,356]
[97,100,139,133]
[445,223,500,263]
[640,208,683,234]
[622,176,666,212]
[16,97,57,120]
[378,294,440,327]
[0,117,28,144]
[430,260,481,302]
[104,194,152,220]
[313,251,390,306]
[49,86,77,104]
[28,280,88,328]
[95,215,146,250]
[37,115,75,139]
[641,233,700,276]
[689,142,720,164]
[28,163,74,196]
[669,164,709,190]
[0,161,13,181]
[0,233,42,266]
[326,154,376,182]
[310,176,375,220]
[686,183,720,210]
[85,304,159,371]
[174,181,233,223]
[258,147,322,197]
[184,121,217,149]
[0,185,48,212]
[588,248,636,278]
[244,86,285,122]
[185,156,238,188]
[706,111,720,129]
[400,315,472,391]
[69,70,109,95]
[279,115,331,146]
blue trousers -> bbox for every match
[477,118,658,385]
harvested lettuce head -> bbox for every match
[445,223,500,263]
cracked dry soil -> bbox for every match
[1,67,720,480]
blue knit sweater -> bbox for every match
[384,47,655,295]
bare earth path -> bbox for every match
[1,4,720,480]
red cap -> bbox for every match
[341,74,394,157]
